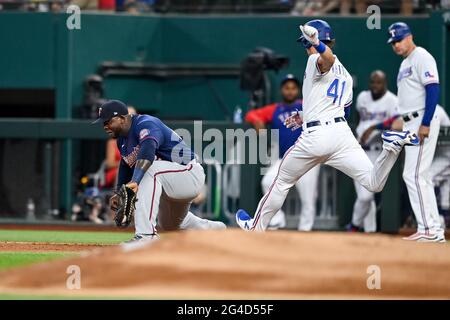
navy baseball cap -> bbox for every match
[92,100,128,124]
[281,74,300,87]
[387,22,411,44]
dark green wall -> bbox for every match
[0,13,55,88]
[1,12,448,223]
[2,12,446,121]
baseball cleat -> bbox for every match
[120,233,160,251]
[235,209,254,231]
[208,220,227,230]
[382,130,419,152]
[402,232,443,242]
[416,235,446,243]
[345,223,364,232]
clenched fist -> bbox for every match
[299,25,320,46]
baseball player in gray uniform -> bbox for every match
[388,22,445,242]
[235,19,419,232]
[348,70,400,232]
[94,100,226,245]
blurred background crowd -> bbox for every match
[0,0,449,15]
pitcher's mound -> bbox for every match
[0,230,449,299]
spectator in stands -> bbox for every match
[117,0,153,12]
[291,0,414,15]
[70,0,115,10]
[71,0,98,10]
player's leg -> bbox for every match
[157,191,191,231]
[130,163,164,241]
[155,161,226,231]
[295,164,320,231]
[325,130,401,193]
[362,200,377,232]
[134,161,183,235]
[179,211,227,230]
[133,160,203,237]
[250,141,319,232]
[351,179,375,230]
[156,162,206,200]
[262,159,287,229]
[349,149,378,232]
[329,122,421,193]
[440,178,450,226]
[402,119,443,239]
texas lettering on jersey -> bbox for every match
[245,101,303,157]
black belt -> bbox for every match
[306,117,346,128]
[362,145,382,151]
[402,111,419,122]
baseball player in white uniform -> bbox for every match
[348,70,399,233]
[430,105,450,228]
[235,19,419,232]
[245,74,320,231]
[388,22,445,242]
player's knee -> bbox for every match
[357,193,374,203]
[366,184,383,193]
[261,175,273,190]
[402,170,414,185]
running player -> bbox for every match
[245,74,320,230]
[235,19,419,232]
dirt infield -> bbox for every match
[0,230,449,299]
[0,242,107,252]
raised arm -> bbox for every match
[300,25,335,73]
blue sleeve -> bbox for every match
[136,138,157,163]
[116,159,133,189]
[131,139,157,185]
[135,120,164,147]
[422,83,440,126]
[344,106,351,120]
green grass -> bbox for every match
[0,293,146,300]
[0,230,133,244]
[0,252,77,271]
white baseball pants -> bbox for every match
[431,154,450,211]
[351,148,380,232]
[134,159,205,235]
[252,121,400,231]
[262,159,320,231]
[402,110,443,236]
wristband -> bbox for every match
[131,168,146,185]
[314,41,326,54]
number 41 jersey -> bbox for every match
[302,53,353,123]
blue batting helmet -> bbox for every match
[387,22,411,44]
[297,19,334,48]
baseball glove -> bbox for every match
[111,184,137,228]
